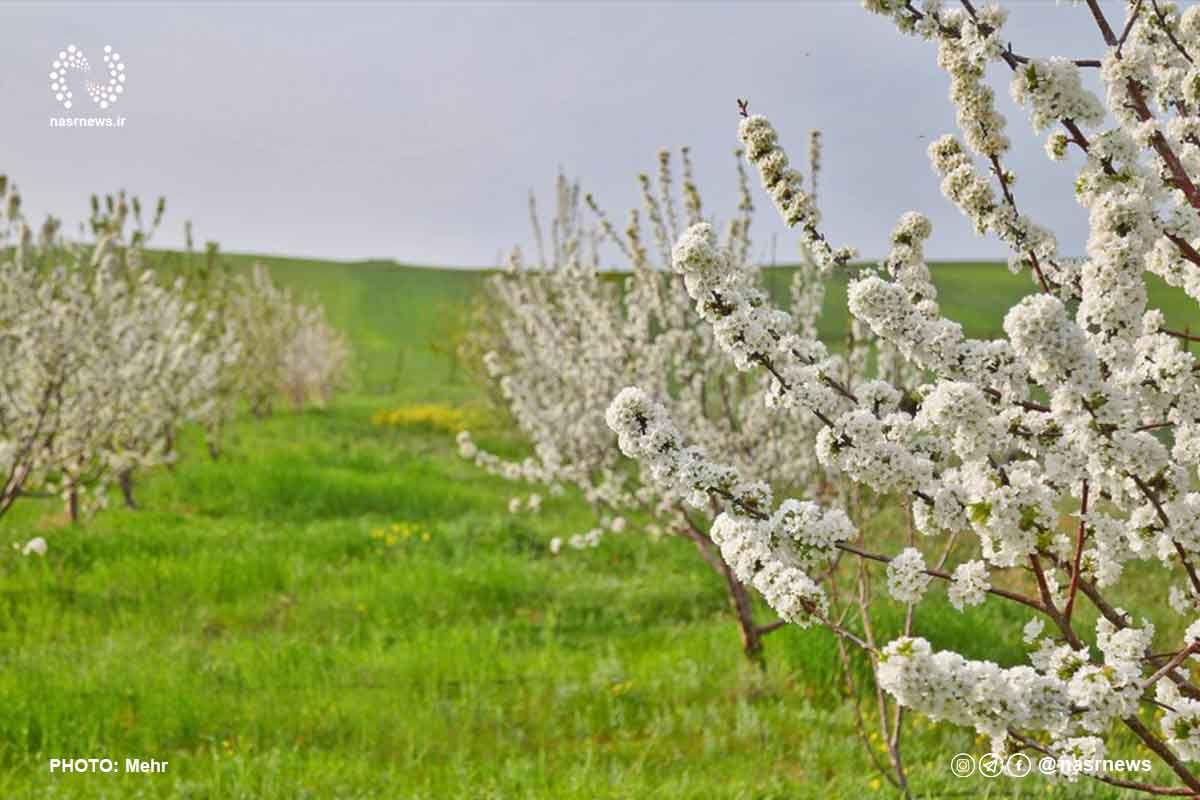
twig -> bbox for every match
[1063,480,1089,624]
[1123,714,1200,794]
[1152,0,1194,63]
[836,542,1047,613]
[1163,327,1200,343]
[1144,642,1200,689]
[756,619,788,637]
[1116,0,1145,56]
[1085,0,1119,45]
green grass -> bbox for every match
[0,256,1194,798]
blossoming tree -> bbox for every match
[0,183,241,519]
[456,145,919,663]
[0,179,348,521]
[607,1,1200,794]
[227,262,351,416]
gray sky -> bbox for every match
[2,2,1120,266]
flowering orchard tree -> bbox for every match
[226,262,351,416]
[85,197,242,505]
[174,242,246,460]
[607,1,1200,795]
[0,182,240,520]
[80,195,350,426]
[0,179,351,521]
[457,146,919,661]
[279,302,352,410]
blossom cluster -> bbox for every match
[877,627,1145,759]
[606,386,855,626]
[886,547,932,604]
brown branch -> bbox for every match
[983,152,1053,294]
[852,558,913,798]
[1116,0,1146,56]
[965,0,1200,280]
[1163,326,1200,343]
[1144,641,1200,689]
[834,634,900,790]
[756,619,788,637]
[1146,120,1200,211]
[836,542,1047,613]
[0,375,63,519]
[677,510,765,662]
[676,518,728,575]
[1129,472,1200,597]
[1043,551,1200,704]
[1085,0,1119,45]
[952,2,1099,67]
[1033,538,1200,792]
[1003,49,1102,69]
[810,602,875,652]
[1109,9,1200,207]
[1152,0,1194,64]
[1030,552,1087,650]
[1163,232,1200,270]
[1124,714,1200,794]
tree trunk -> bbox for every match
[163,428,177,473]
[678,517,767,666]
[65,484,79,523]
[721,562,765,666]
[119,469,137,509]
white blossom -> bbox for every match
[886,547,932,604]
[1159,682,1200,761]
[947,560,990,610]
[20,537,46,557]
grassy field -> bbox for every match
[0,256,1197,798]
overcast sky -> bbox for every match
[1,1,1123,267]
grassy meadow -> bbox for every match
[1,256,1198,798]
